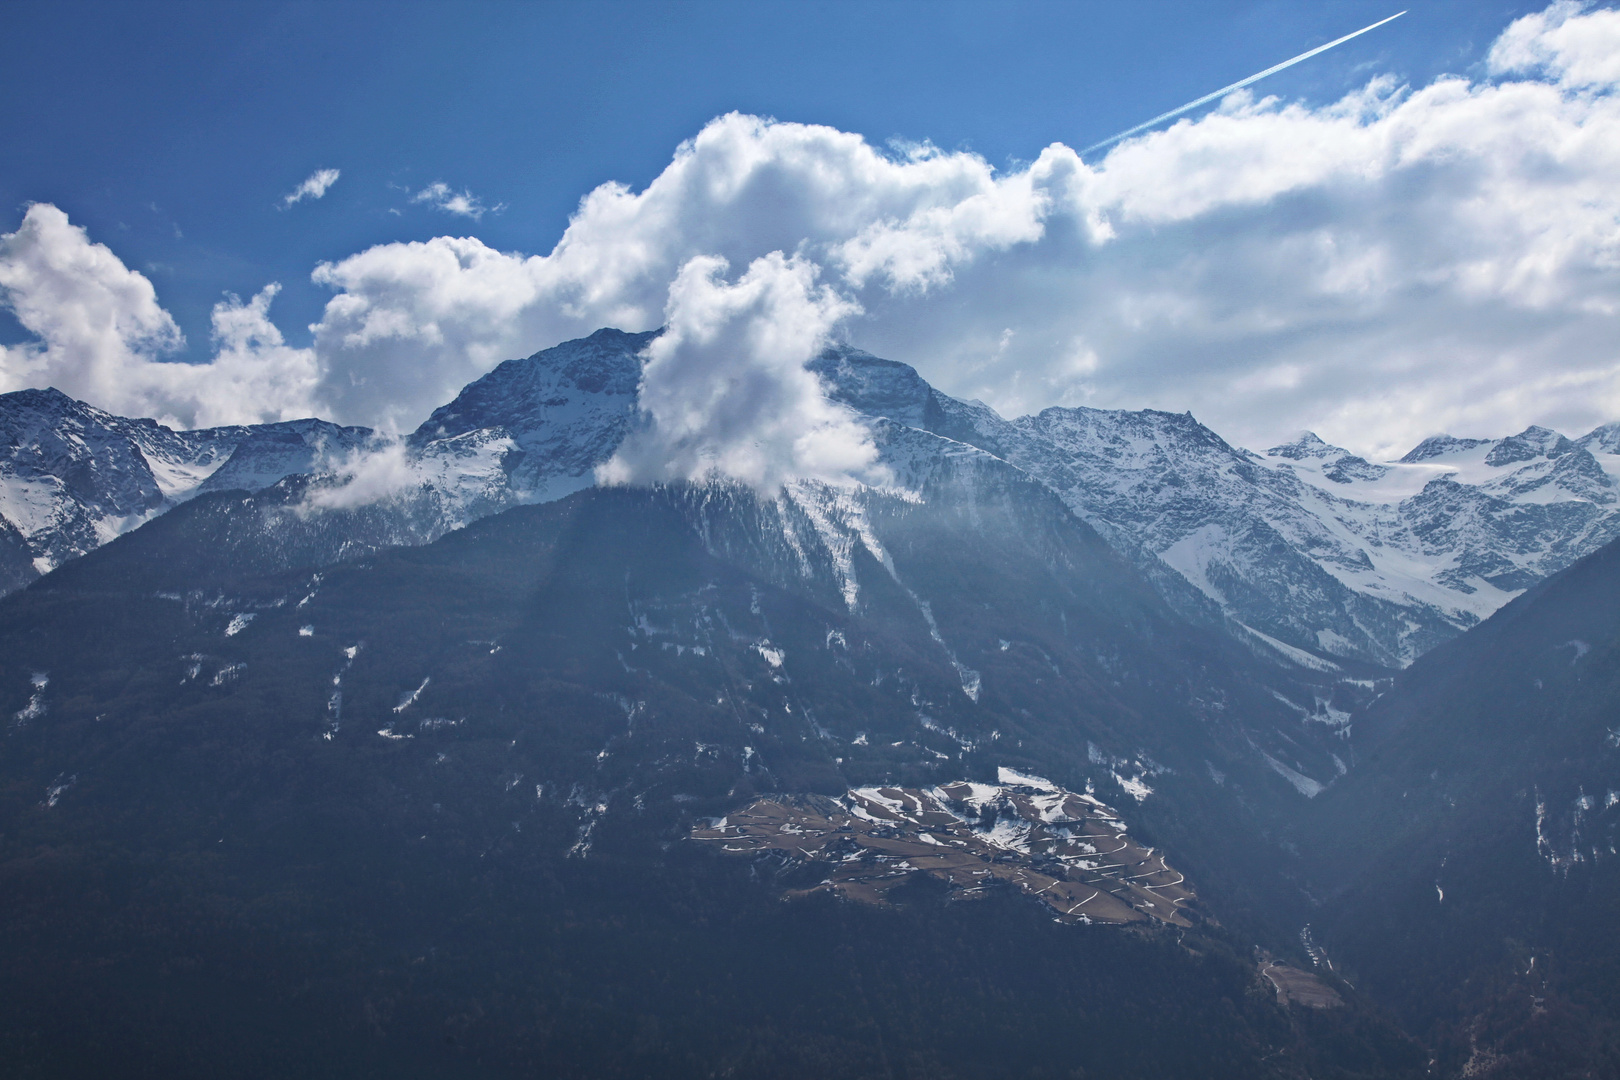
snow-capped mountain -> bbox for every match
[401,327,655,521]
[0,386,372,594]
[0,331,658,601]
[1011,415,1620,668]
[808,345,1620,668]
[7,331,1620,673]
[381,335,1620,669]
[5,330,1614,1075]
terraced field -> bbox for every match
[1261,961,1343,1009]
[692,768,1196,925]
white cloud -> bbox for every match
[0,203,318,427]
[945,24,1620,458]
[300,439,417,511]
[597,252,877,491]
[0,202,183,399]
[1489,0,1620,87]
[303,114,1072,434]
[298,3,1620,462]
[282,168,341,207]
[5,3,1620,473]
[307,233,555,432]
[203,283,323,426]
[411,182,502,220]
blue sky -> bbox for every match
[4,0,1617,469]
[1,1,1531,358]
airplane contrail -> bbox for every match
[1082,11,1406,157]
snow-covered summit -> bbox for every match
[803,348,1620,667]
[1267,432,1343,461]
[1266,433,1390,484]
[1399,434,1492,463]
[412,327,653,448]
[1485,425,1574,466]
[406,327,656,510]
[0,386,371,594]
[1577,422,1620,455]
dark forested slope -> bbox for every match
[0,473,1418,1078]
[1303,536,1620,1077]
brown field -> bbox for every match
[1261,961,1344,1008]
[691,769,1197,926]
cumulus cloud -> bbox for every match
[282,168,341,207]
[304,115,1072,433]
[0,203,318,426]
[0,202,183,396]
[598,252,876,490]
[203,284,323,425]
[5,2,1620,473]
[299,5,1620,461]
[411,182,502,220]
[1489,0,1620,86]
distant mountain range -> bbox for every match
[7,328,1619,673]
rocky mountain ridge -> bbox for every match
[6,330,1619,673]
[0,386,373,593]
[808,345,1620,667]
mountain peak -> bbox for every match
[1578,421,1620,455]
[808,343,936,428]
[1484,425,1574,467]
[1398,434,1493,463]
[0,385,117,427]
[1266,431,1345,461]
[410,328,658,446]
[1,385,76,407]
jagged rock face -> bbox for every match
[409,327,656,510]
[0,387,373,592]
